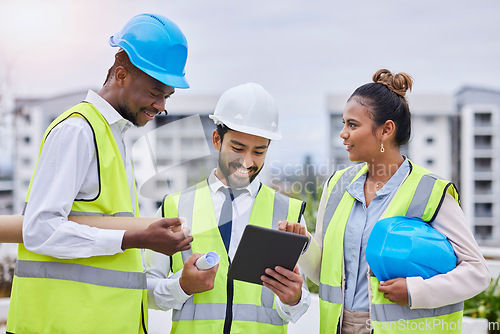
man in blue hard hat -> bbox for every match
[7,13,192,334]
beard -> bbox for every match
[117,101,146,127]
[218,152,263,189]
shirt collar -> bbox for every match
[346,157,410,202]
[208,169,260,197]
[85,90,132,133]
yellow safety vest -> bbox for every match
[7,103,147,334]
[319,161,463,334]
[162,181,304,334]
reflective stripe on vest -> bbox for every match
[164,181,303,333]
[7,103,147,334]
[15,260,146,289]
[322,163,365,242]
[371,301,464,322]
[319,283,342,304]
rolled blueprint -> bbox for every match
[195,251,220,270]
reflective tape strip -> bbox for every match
[172,302,286,325]
[15,260,146,289]
[322,164,364,241]
[319,283,342,304]
[261,286,275,308]
[178,185,197,230]
[234,303,286,325]
[24,207,134,217]
[371,301,464,322]
[272,191,290,230]
[69,211,134,217]
[406,174,437,219]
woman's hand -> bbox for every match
[278,220,307,236]
[378,278,409,306]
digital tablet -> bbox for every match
[227,224,309,285]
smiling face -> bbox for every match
[213,129,269,188]
[116,68,175,127]
[339,98,383,162]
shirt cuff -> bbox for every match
[275,286,311,323]
[407,280,412,308]
[95,229,127,255]
[169,271,192,302]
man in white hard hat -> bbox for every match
[146,83,311,333]
[7,13,193,334]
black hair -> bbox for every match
[103,50,142,86]
[348,69,413,146]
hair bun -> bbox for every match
[372,69,413,97]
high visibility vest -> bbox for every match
[319,161,463,334]
[7,103,147,334]
[162,181,305,334]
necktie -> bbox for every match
[218,188,232,252]
[218,188,244,252]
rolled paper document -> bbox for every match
[195,251,220,270]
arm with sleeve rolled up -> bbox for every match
[406,193,491,309]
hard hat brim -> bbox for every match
[209,115,282,140]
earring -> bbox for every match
[380,142,385,153]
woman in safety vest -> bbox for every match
[280,69,490,334]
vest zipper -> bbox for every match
[224,255,234,334]
[223,277,234,334]
[141,302,148,334]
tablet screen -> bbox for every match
[227,225,309,285]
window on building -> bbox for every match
[474,225,493,240]
[23,136,30,144]
[426,159,434,166]
[425,116,435,123]
[426,137,434,144]
[474,113,492,127]
[474,135,492,149]
[475,203,493,217]
[475,180,493,194]
[474,158,492,172]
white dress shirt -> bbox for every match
[145,169,311,323]
[22,90,133,259]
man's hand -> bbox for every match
[261,265,303,306]
[278,220,307,236]
[179,253,219,295]
[378,278,409,306]
[122,217,193,256]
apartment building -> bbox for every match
[456,87,500,245]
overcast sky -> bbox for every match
[1,0,499,167]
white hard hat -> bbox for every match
[209,82,281,140]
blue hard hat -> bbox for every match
[109,13,189,89]
[366,216,456,281]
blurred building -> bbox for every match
[456,87,500,245]
[327,87,500,245]
[12,90,218,217]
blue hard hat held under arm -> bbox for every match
[109,13,189,89]
[366,216,457,281]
